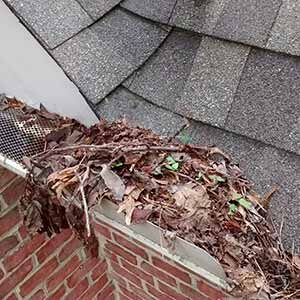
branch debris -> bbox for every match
[2,97,299,299]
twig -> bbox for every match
[77,167,91,237]
[33,143,214,161]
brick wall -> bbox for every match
[0,166,229,300]
[94,218,228,300]
[0,167,114,300]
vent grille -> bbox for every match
[0,107,53,164]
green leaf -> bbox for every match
[228,203,238,215]
[196,171,203,181]
[166,156,176,165]
[209,175,226,183]
[177,132,192,144]
[238,197,252,209]
[165,156,179,171]
[111,161,123,168]
[165,162,179,171]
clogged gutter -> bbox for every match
[2,98,299,299]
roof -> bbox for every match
[4,0,300,250]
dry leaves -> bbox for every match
[4,97,297,299]
[169,182,209,212]
[100,164,125,201]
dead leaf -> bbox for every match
[100,164,125,201]
[22,156,32,170]
[169,182,209,212]
[118,195,137,225]
[293,255,300,270]
[131,208,152,224]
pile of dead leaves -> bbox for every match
[3,98,298,299]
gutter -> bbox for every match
[0,153,27,177]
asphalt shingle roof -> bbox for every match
[6,0,93,49]
[77,0,121,20]
[4,0,300,249]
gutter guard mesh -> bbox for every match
[0,107,53,163]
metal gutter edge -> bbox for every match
[0,153,27,177]
[93,199,229,290]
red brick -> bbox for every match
[146,284,174,300]
[31,289,45,300]
[47,285,66,300]
[104,249,119,264]
[197,280,225,300]
[81,274,109,299]
[158,281,189,300]
[106,241,137,265]
[111,271,127,288]
[94,221,112,239]
[113,233,149,260]
[119,293,131,300]
[67,257,99,287]
[152,257,191,284]
[18,225,28,239]
[0,207,20,236]
[47,255,81,291]
[121,259,154,286]
[180,283,208,300]
[119,285,143,300]
[20,257,58,296]
[37,229,72,263]
[1,177,25,205]
[65,278,89,300]
[104,292,115,300]
[0,168,16,190]
[91,260,107,281]
[141,261,177,287]
[111,262,142,288]
[58,236,81,262]
[0,259,33,298]
[3,233,46,272]
[128,282,154,300]
[0,235,19,257]
[97,283,114,300]
[6,293,18,300]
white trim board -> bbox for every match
[0,1,98,126]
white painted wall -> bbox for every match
[0,1,98,126]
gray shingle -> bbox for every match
[183,121,300,250]
[169,0,228,35]
[182,36,250,127]
[6,0,92,49]
[91,9,169,67]
[121,0,177,24]
[77,0,121,20]
[52,9,168,103]
[267,0,300,56]
[213,0,281,47]
[226,48,300,155]
[96,87,186,136]
[128,29,201,112]
[52,29,134,104]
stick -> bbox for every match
[77,167,91,237]
[33,143,212,160]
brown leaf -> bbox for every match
[46,128,69,143]
[124,152,143,165]
[131,208,153,224]
[100,164,125,201]
[169,182,210,212]
[117,195,137,225]
[293,255,300,270]
[22,156,32,170]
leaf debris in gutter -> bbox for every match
[2,97,299,299]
